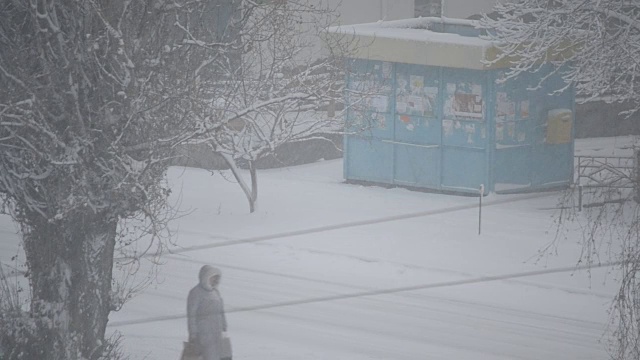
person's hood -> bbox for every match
[199,265,221,291]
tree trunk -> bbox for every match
[249,160,258,213]
[220,153,258,213]
[21,212,117,359]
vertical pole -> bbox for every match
[578,184,583,212]
[575,156,580,186]
[441,0,445,18]
[576,156,582,211]
[479,184,484,235]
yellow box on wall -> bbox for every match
[546,109,573,144]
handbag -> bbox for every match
[180,334,231,360]
[180,341,202,360]
[221,332,233,360]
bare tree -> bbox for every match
[0,0,246,358]
[481,0,640,111]
[481,2,640,359]
[187,0,351,213]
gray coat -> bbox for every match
[188,266,227,360]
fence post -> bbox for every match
[575,156,582,211]
[478,184,484,235]
[575,156,580,185]
[578,183,583,212]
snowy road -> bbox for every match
[1,147,623,359]
[109,239,612,360]
[106,169,616,360]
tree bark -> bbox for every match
[249,160,258,213]
[220,153,258,213]
[22,213,117,359]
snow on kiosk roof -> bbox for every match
[327,17,506,70]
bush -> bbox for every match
[0,265,36,360]
[0,265,129,360]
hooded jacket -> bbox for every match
[187,265,227,360]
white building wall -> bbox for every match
[303,0,413,60]
[326,0,414,25]
[330,1,502,24]
[299,0,506,63]
[442,0,501,18]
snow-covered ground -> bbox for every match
[2,136,638,360]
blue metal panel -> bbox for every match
[494,147,531,184]
[440,70,488,147]
[530,65,574,188]
[345,59,394,139]
[394,146,440,187]
[346,110,393,139]
[343,59,574,196]
[345,59,395,183]
[394,116,440,144]
[345,136,394,183]
[393,63,441,188]
[442,120,488,147]
[440,69,490,192]
[441,148,486,191]
[491,66,574,192]
[531,144,573,186]
[492,70,537,191]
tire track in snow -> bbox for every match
[166,249,612,304]
[247,243,614,300]
[123,253,606,334]
[109,259,619,328]
[161,192,558,255]
[250,298,602,360]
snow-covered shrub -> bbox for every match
[0,265,130,360]
[0,266,36,359]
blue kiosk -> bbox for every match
[329,17,575,195]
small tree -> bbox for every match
[481,2,640,359]
[188,0,351,213]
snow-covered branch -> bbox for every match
[483,2,640,360]
[481,0,640,113]
[0,0,255,357]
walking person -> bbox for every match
[186,265,229,360]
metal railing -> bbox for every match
[574,154,636,210]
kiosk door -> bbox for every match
[440,72,489,193]
[392,65,441,188]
